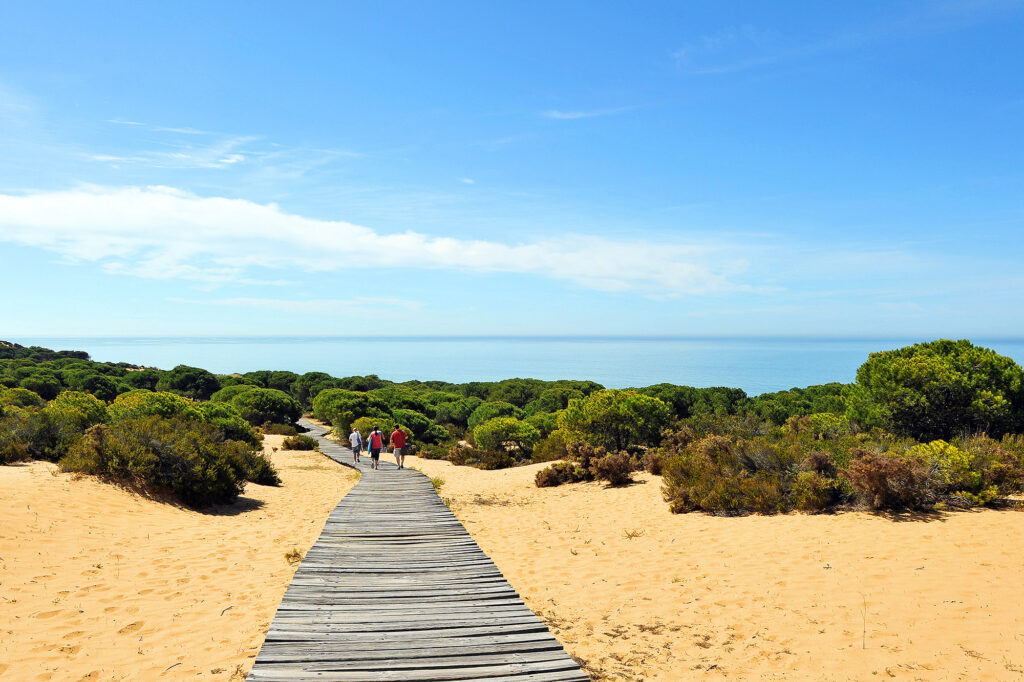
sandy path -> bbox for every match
[0,435,359,681]
[406,454,1024,681]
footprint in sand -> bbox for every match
[63,631,85,639]
[59,644,82,655]
[118,621,144,635]
[34,610,62,619]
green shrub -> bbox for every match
[467,401,524,429]
[311,388,388,434]
[210,384,257,403]
[291,372,345,408]
[39,391,109,459]
[124,369,161,391]
[845,339,1024,440]
[392,408,433,439]
[473,417,540,454]
[19,373,62,400]
[532,429,570,463]
[230,388,301,426]
[108,390,203,422]
[0,406,37,463]
[0,387,45,408]
[197,402,262,447]
[423,423,450,444]
[432,397,482,427]
[559,389,670,451]
[282,434,318,451]
[791,471,843,511]
[785,412,852,439]
[67,372,121,402]
[525,411,559,438]
[61,418,249,507]
[229,445,281,486]
[524,388,583,416]
[156,365,221,401]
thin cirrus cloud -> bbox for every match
[168,297,422,314]
[0,185,749,296]
[540,106,636,120]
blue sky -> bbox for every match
[1,0,1023,337]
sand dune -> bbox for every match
[0,435,358,681]
[405,454,1024,681]
[5,428,1024,681]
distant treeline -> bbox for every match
[2,338,1023,514]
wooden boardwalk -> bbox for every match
[247,420,588,681]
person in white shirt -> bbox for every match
[348,428,362,463]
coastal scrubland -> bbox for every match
[3,338,1024,680]
[3,337,1023,511]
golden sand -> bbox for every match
[5,427,1024,681]
[0,435,358,681]
[405,454,1024,681]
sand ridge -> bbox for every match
[405,454,1024,681]
[0,435,359,681]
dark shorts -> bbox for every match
[370,448,381,459]
[352,444,362,453]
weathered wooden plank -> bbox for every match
[246,420,588,681]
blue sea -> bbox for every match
[8,336,1024,396]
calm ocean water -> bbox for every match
[9,336,1024,396]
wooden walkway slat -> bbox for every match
[247,420,588,681]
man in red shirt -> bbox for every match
[391,427,408,469]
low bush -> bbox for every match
[197,402,262,447]
[447,444,517,469]
[590,451,637,486]
[844,451,938,510]
[61,418,254,507]
[643,449,667,475]
[0,407,36,463]
[282,434,318,451]
[535,460,589,488]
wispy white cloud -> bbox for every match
[459,178,475,184]
[168,296,421,313]
[672,1,1024,75]
[90,119,363,174]
[0,184,750,296]
[540,106,635,120]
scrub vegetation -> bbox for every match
[3,338,1022,514]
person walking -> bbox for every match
[348,427,362,463]
[367,426,384,470]
[390,426,408,469]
